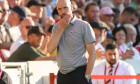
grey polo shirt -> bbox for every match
[51,16,96,74]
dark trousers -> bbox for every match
[57,65,92,84]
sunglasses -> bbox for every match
[26,26,34,29]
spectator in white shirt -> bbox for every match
[10,18,35,55]
[92,43,136,84]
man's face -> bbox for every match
[0,2,9,24]
[85,5,100,22]
[105,48,119,65]
[126,28,136,43]
[57,0,73,18]
[29,6,43,19]
[20,18,35,39]
[93,28,107,43]
[29,34,43,48]
[10,11,21,26]
[121,13,138,25]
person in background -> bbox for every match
[47,0,96,83]
[92,43,136,84]
[100,6,115,33]
[10,17,35,55]
[112,26,140,60]
[0,0,11,50]
[89,21,108,60]
[124,0,132,7]
[85,2,100,22]
[73,9,83,19]
[27,0,46,26]
[7,26,56,62]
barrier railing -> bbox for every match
[49,73,140,84]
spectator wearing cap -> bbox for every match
[4,5,29,42]
[9,18,35,55]
[89,21,108,59]
[7,26,56,62]
[100,6,115,30]
[27,0,46,25]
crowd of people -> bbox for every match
[0,0,140,84]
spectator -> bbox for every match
[52,7,60,22]
[85,2,100,22]
[124,0,132,7]
[112,27,140,60]
[119,7,139,26]
[10,18,35,55]
[112,8,120,27]
[100,6,115,30]
[89,21,109,59]
[71,1,78,11]
[73,9,83,19]
[4,5,29,42]
[92,43,136,84]
[7,26,56,62]
[27,0,46,26]
[0,0,11,50]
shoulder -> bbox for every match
[93,62,105,71]
[119,60,134,70]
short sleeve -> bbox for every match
[83,22,96,44]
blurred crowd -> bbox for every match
[0,0,140,62]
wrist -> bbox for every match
[85,75,91,82]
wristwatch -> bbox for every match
[85,75,91,82]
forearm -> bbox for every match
[85,43,96,75]
[47,27,64,53]
[0,43,12,50]
[35,56,56,61]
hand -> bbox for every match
[96,48,105,59]
[59,14,72,30]
[121,49,135,60]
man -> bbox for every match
[4,5,29,42]
[89,21,108,60]
[92,43,136,84]
[7,26,56,62]
[47,0,96,84]
[10,18,35,55]
[85,2,100,23]
[119,7,139,26]
[100,6,115,30]
[0,0,11,50]
[27,0,46,25]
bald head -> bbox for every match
[56,0,73,18]
[20,18,35,41]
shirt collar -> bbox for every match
[70,15,77,25]
[106,60,119,68]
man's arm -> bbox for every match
[35,56,56,61]
[85,42,96,75]
[0,42,12,50]
[47,15,72,53]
